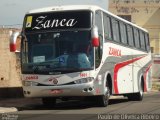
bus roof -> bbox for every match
[27,5,148,33]
[27,5,99,13]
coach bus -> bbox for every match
[10,5,152,107]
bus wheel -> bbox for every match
[97,95,109,107]
[97,82,110,107]
[128,80,143,101]
[135,80,144,101]
[42,97,56,107]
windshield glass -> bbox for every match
[21,30,94,74]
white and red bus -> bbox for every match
[10,5,152,107]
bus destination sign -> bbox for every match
[24,11,92,32]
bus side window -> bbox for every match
[140,31,146,51]
[145,33,150,52]
[95,10,103,40]
[103,13,112,41]
[127,25,134,47]
[119,22,127,44]
[111,18,120,43]
[95,10,103,68]
[133,28,140,49]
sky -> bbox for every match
[0,0,108,27]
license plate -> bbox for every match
[50,89,63,94]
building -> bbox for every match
[109,0,160,54]
[0,28,22,97]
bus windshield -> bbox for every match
[21,30,94,74]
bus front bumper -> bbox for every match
[23,82,96,98]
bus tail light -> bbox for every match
[91,26,99,47]
[10,31,20,52]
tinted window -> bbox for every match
[140,31,146,50]
[95,11,103,38]
[133,28,140,48]
[119,22,127,44]
[111,18,120,42]
[127,25,134,47]
[145,33,150,51]
[103,14,112,40]
[95,10,103,68]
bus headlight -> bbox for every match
[74,77,94,84]
[22,81,38,86]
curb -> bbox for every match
[0,107,18,113]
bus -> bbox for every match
[10,5,152,107]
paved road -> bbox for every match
[0,92,160,120]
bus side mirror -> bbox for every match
[91,26,100,47]
[10,31,20,52]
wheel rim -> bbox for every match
[103,85,110,105]
[106,83,110,98]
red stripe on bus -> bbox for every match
[114,56,146,94]
[144,64,152,92]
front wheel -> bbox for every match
[97,95,109,107]
[97,83,110,107]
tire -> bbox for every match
[97,81,110,107]
[42,97,56,107]
[128,80,143,101]
[135,80,144,101]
